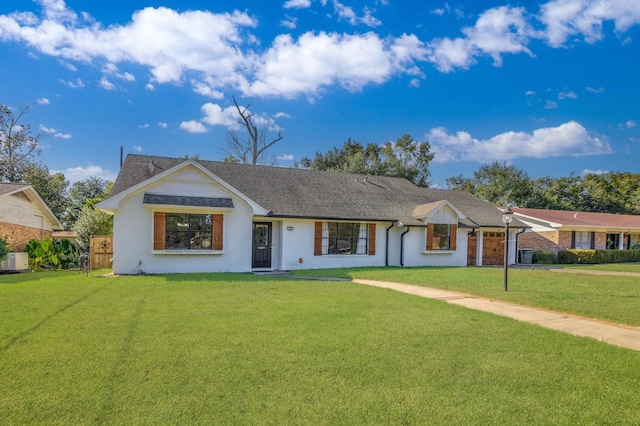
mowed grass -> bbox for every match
[1,271,640,425]
[292,266,640,327]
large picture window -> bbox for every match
[165,213,212,249]
[426,223,457,251]
[154,212,223,251]
[314,222,376,256]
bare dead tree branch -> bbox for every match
[224,96,283,165]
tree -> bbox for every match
[224,96,283,165]
[23,163,69,222]
[300,135,434,186]
[67,177,112,226]
[0,103,42,182]
[446,161,532,206]
[72,205,113,252]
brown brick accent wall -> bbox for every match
[0,222,51,251]
[519,231,562,253]
[520,230,609,253]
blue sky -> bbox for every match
[1,0,639,187]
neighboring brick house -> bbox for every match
[0,183,63,251]
[512,207,640,253]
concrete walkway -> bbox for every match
[352,278,640,352]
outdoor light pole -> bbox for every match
[502,206,513,292]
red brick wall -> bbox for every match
[519,230,608,253]
[0,222,51,251]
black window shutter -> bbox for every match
[571,231,575,249]
[590,232,595,249]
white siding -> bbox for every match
[111,166,254,274]
[0,194,57,230]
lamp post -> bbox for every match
[502,206,513,291]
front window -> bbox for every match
[429,224,451,250]
[165,213,212,250]
[574,231,591,249]
[322,222,368,255]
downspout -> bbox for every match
[515,228,526,263]
[385,222,394,266]
[400,227,410,267]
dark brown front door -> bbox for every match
[252,222,272,269]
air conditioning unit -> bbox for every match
[1,252,30,271]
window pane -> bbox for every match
[323,222,368,255]
[430,224,451,250]
[164,213,213,250]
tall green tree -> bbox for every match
[67,177,112,226]
[0,103,42,183]
[300,135,434,187]
[23,163,69,223]
[447,161,532,206]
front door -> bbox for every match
[252,222,272,269]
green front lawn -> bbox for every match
[1,271,639,424]
[292,266,640,327]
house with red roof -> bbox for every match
[512,208,640,253]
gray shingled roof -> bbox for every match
[110,154,522,228]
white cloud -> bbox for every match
[428,121,612,163]
[540,0,640,47]
[586,86,604,93]
[284,0,311,9]
[277,153,295,161]
[626,120,636,128]
[273,112,291,119]
[37,97,50,105]
[280,16,297,29]
[158,122,167,128]
[138,123,150,128]
[558,90,577,100]
[59,78,85,88]
[332,1,381,27]
[581,168,608,176]
[525,90,536,96]
[192,80,224,99]
[545,100,558,109]
[59,164,117,184]
[40,123,71,139]
[179,120,208,133]
[2,0,639,101]
[133,145,143,152]
[145,83,155,90]
[248,32,427,97]
[199,103,238,127]
[99,76,116,90]
[427,6,536,72]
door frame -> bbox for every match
[252,222,273,269]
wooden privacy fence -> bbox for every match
[90,235,113,270]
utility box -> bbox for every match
[519,249,534,265]
[1,252,30,271]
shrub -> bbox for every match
[23,238,81,272]
[558,249,640,264]
[0,236,9,262]
[533,249,556,264]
